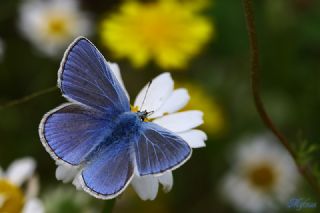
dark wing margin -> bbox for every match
[135,122,192,176]
[58,37,130,115]
[39,103,112,165]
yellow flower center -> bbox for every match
[46,17,69,37]
[131,105,139,113]
[247,164,277,191]
[0,179,25,213]
[135,8,179,51]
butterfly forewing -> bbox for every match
[58,37,130,114]
[40,37,131,165]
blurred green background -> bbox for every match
[0,0,320,212]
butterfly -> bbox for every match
[39,37,192,199]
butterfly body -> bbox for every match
[113,112,144,138]
[39,37,192,199]
[83,112,143,164]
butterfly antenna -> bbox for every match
[140,80,152,111]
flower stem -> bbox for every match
[102,199,116,213]
[242,0,320,197]
[0,86,57,111]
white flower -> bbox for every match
[18,0,92,57]
[55,63,207,200]
[130,72,207,200]
[0,157,44,213]
[221,135,300,213]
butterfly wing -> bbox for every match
[40,37,130,165]
[80,135,135,199]
[135,122,192,176]
[39,103,114,165]
[58,37,130,114]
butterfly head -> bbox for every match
[137,110,153,122]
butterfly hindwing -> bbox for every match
[39,103,114,165]
[59,37,130,114]
[81,134,135,199]
[135,122,192,176]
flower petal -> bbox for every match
[108,62,130,100]
[55,163,79,183]
[134,73,174,112]
[22,198,44,213]
[25,176,40,199]
[131,175,159,201]
[150,88,190,118]
[158,172,173,193]
[153,110,203,133]
[178,130,207,148]
[6,157,36,186]
[72,173,83,190]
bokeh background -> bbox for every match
[0,0,320,212]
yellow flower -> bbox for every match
[177,82,225,135]
[100,0,213,69]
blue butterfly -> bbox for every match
[39,37,192,199]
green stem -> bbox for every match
[0,86,57,111]
[242,0,320,198]
[101,199,116,213]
